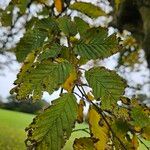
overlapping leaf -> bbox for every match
[74,28,119,61]
[74,17,89,36]
[12,60,72,100]
[88,107,109,150]
[69,2,106,18]
[16,29,47,62]
[26,93,78,150]
[0,5,13,26]
[73,137,95,150]
[130,107,150,128]
[38,43,62,61]
[34,17,59,33]
[114,0,121,12]
[77,99,85,123]
[111,119,131,149]
[85,67,127,109]
[12,0,30,13]
[54,0,63,12]
[57,16,77,36]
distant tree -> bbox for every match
[1,95,49,114]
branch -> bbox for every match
[76,84,128,150]
[137,137,149,150]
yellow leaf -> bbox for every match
[115,0,121,11]
[134,126,141,133]
[114,107,130,120]
[73,137,95,150]
[55,57,65,62]
[77,99,85,123]
[87,92,95,101]
[54,0,63,13]
[122,36,136,47]
[88,107,109,150]
[142,126,150,140]
[131,135,139,149]
[62,69,77,92]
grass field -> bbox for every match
[0,108,149,150]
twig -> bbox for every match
[73,92,83,99]
[137,137,149,150]
[76,84,128,150]
[60,87,63,96]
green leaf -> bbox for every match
[0,5,13,26]
[12,0,30,13]
[26,93,78,150]
[130,107,150,128]
[16,29,47,62]
[69,2,106,18]
[85,67,127,109]
[35,17,59,33]
[57,16,77,36]
[74,17,89,36]
[112,119,129,137]
[74,28,119,61]
[38,43,62,61]
[111,119,131,149]
[16,51,36,83]
[12,60,72,100]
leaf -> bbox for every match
[12,60,72,100]
[77,99,85,123]
[57,16,77,36]
[114,0,121,12]
[131,134,139,149]
[142,126,150,140]
[35,17,59,33]
[74,28,119,61]
[87,92,95,101]
[26,93,78,150]
[12,0,30,13]
[62,68,77,92]
[88,107,109,150]
[111,119,131,149]
[130,107,150,128]
[16,51,36,83]
[85,67,127,110]
[38,43,62,61]
[54,0,63,13]
[16,29,47,62]
[114,107,130,120]
[69,2,106,18]
[35,17,59,32]
[0,5,13,26]
[74,17,89,36]
[112,119,129,138]
[73,137,95,150]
